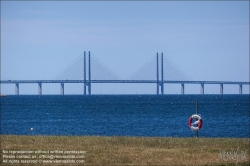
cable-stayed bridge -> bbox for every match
[1,51,249,95]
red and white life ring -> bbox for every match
[188,114,203,131]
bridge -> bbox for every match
[1,51,249,95]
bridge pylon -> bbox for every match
[156,52,164,95]
[88,51,91,95]
[83,51,91,95]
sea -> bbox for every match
[1,95,249,138]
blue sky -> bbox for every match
[1,1,249,94]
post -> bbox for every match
[38,82,42,95]
[88,51,91,95]
[15,83,19,95]
[60,83,64,95]
[200,83,204,94]
[181,83,184,94]
[156,53,159,95]
[239,84,242,94]
[196,99,198,138]
[161,52,164,95]
[220,84,223,95]
[84,51,86,95]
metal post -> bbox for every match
[15,83,19,95]
[239,84,242,94]
[60,83,64,95]
[196,99,198,138]
[84,51,86,95]
[220,84,223,95]
[181,83,184,94]
[200,83,204,94]
[161,52,164,95]
[88,51,91,95]
[156,53,159,95]
[38,82,42,95]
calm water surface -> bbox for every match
[1,95,249,137]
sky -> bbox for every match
[1,1,249,95]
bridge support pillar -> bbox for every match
[84,84,87,95]
[156,85,159,95]
[220,84,223,94]
[160,83,164,95]
[200,83,204,94]
[88,82,91,95]
[60,83,64,95]
[239,84,242,94]
[181,83,184,94]
[15,83,19,95]
[38,82,42,95]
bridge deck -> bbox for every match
[0,80,249,84]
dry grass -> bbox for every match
[0,135,249,165]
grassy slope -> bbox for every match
[0,135,249,165]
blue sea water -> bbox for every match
[1,95,249,138]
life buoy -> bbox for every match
[188,114,203,131]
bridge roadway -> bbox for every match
[1,80,250,84]
[1,80,249,95]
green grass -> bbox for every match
[1,135,249,165]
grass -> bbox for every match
[0,135,249,165]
